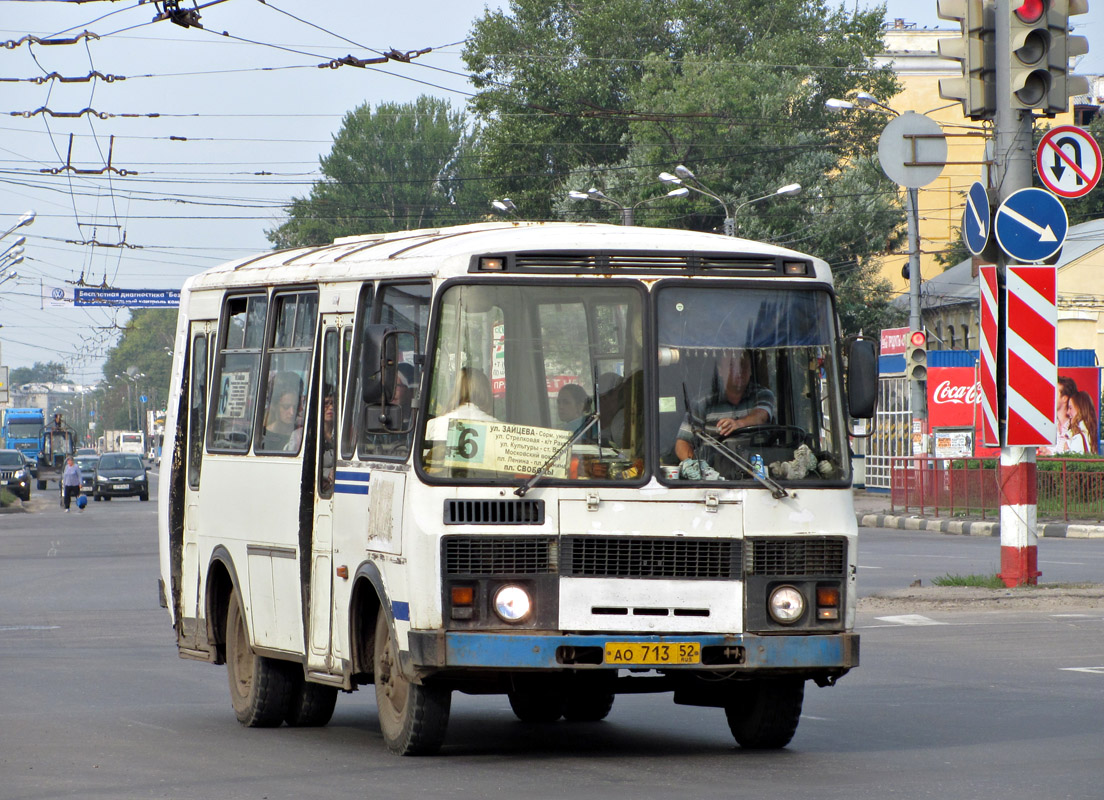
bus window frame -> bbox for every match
[254,287,319,456]
[207,292,269,455]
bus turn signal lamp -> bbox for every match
[478,257,505,271]
[817,586,841,621]
[450,585,474,620]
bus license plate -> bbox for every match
[604,642,700,666]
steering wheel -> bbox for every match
[722,424,808,449]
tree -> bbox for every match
[9,361,69,385]
[268,96,486,248]
[99,309,176,430]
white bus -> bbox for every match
[158,221,877,755]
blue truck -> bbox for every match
[2,407,45,476]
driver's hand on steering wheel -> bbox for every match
[716,417,741,437]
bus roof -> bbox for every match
[183,222,832,292]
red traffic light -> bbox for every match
[1014,0,1045,23]
[909,330,927,348]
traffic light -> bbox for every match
[905,330,928,382]
[937,0,996,120]
[1008,0,1090,116]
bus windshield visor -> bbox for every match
[420,282,645,483]
[656,286,848,483]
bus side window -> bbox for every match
[256,291,318,454]
[340,284,373,461]
[319,328,339,497]
[187,333,208,489]
[209,294,268,452]
[358,281,431,460]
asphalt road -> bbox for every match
[2,480,1102,799]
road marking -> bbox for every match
[0,625,61,631]
[1050,614,1098,619]
[1060,667,1104,675]
[875,614,946,626]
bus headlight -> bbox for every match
[768,585,805,625]
[492,585,532,623]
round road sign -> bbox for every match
[994,187,1068,264]
[877,111,947,189]
[1036,125,1102,199]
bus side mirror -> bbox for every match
[361,326,415,433]
[845,336,878,421]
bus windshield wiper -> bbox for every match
[514,413,599,497]
[682,383,790,499]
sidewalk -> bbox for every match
[853,488,1104,539]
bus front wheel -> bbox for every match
[373,614,450,755]
[226,593,293,727]
[723,678,805,749]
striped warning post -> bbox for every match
[978,265,999,446]
[1004,265,1057,446]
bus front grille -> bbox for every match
[443,498,545,525]
[443,536,557,576]
[745,537,847,577]
[561,537,742,580]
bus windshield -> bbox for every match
[421,281,645,482]
[420,280,847,485]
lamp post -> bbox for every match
[659,166,736,235]
[567,186,690,225]
[731,183,802,236]
[0,210,34,242]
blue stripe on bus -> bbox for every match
[335,470,370,482]
[392,601,410,621]
[334,483,370,495]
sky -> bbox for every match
[0,0,1100,382]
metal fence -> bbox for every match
[889,456,1104,521]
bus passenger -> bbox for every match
[556,383,590,433]
[263,373,302,451]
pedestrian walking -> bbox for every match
[61,456,81,512]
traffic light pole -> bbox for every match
[993,0,1040,586]
[905,187,927,441]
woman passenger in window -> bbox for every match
[263,373,302,451]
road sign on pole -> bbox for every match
[877,111,947,189]
[1004,265,1057,447]
[963,180,992,256]
[1036,124,1102,199]
[994,187,1067,263]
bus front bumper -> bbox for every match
[407,631,859,672]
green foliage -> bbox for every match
[9,361,69,385]
[99,309,177,430]
[932,573,1005,589]
[268,96,487,248]
[464,0,903,331]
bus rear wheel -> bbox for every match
[373,614,450,755]
[284,676,338,727]
[226,593,293,727]
[723,678,805,750]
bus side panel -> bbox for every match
[199,456,306,654]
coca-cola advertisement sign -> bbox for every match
[927,367,978,428]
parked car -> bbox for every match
[75,455,99,496]
[0,449,32,501]
[93,453,149,501]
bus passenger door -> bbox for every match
[308,325,340,674]
[181,323,211,649]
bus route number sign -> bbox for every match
[604,641,701,666]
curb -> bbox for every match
[856,513,1104,539]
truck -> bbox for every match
[2,407,45,475]
[100,429,144,455]
[36,413,77,490]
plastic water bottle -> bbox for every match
[750,453,766,480]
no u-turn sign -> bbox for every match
[1036,125,1102,199]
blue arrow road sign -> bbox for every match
[963,181,990,256]
[994,187,1067,263]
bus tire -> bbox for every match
[562,691,614,722]
[507,690,563,723]
[226,593,293,727]
[373,613,450,755]
[723,678,805,750]
[284,677,338,728]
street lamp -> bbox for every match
[1,210,35,242]
[731,183,802,236]
[568,186,689,226]
[0,236,25,259]
[659,166,736,235]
